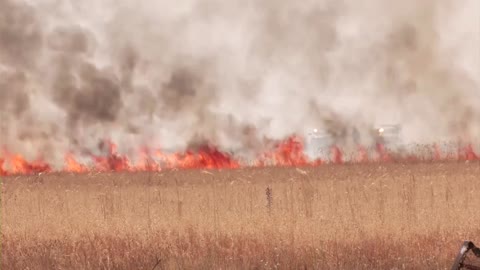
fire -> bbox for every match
[0,158,6,176]
[135,147,161,172]
[433,144,442,160]
[4,154,51,175]
[268,136,310,166]
[357,146,369,163]
[460,144,478,161]
[331,146,343,164]
[65,154,88,173]
[375,143,391,162]
[254,136,318,167]
[1,136,479,176]
[160,145,240,169]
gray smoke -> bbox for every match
[0,0,479,166]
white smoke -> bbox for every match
[0,0,479,166]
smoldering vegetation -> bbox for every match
[0,0,478,166]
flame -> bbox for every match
[433,143,442,160]
[269,136,309,166]
[166,145,240,169]
[91,140,131,172]
[254,136,319,167]
[65,153,89,173]
[135,147,161,172]
[5,154,51,175]
[375,143,391,162]
[460,144,478,161]
[1,136,480,176]
[331,146,343,164]
[0,158,6,176]
[357,146,369,163]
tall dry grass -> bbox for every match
[1,162,480,269]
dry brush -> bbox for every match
[1,162,480,269]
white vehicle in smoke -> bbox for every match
[305,124,404,162]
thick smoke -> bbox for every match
[0,0,479,165]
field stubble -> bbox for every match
[1,162,480,269]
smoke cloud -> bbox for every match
[0,0,479,165]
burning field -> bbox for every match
[2,138,480,269]
[2,161,480,269]
[2,132,480,269]
[1,0,480,269]
[2,136,480,176]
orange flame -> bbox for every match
[375,143,391,162]
[254,136,318,167]
[0,158,6,176]
[461,144,478,161]
[135,147,161,172]
[270,136,310,166]
[357,146,369,163]
[433,143,442,160]
[1,136,480,176]
[9,154,51,175]
[65,154,89,173]
[331,146,343,164]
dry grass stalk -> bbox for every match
[1,162,480,269]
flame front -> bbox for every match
[1,152,52,175]
[1,136,479,176]
[0,158,6,176]
[65,154,89,173]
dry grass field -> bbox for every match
[1,162,480,269]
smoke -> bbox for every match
[0,0,479,165]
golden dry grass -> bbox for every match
[1,162,480,269]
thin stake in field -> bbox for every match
[266,186,273,216]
